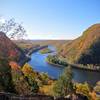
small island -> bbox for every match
[39,48,53,54]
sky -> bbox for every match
[0,0,100,40]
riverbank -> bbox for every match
[19,45,48,66]
[46,58,100,72]
[46,60,66,68]
[21,44,100,72]
[28,45,100,85]
[27,45,48,55]
[70,63,100,72]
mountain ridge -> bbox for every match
[59,24,100,64]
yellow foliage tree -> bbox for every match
[75,82,91,99]
[22,63,36,79]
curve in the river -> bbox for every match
[28,45,100,85]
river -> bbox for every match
[28,45,100,85]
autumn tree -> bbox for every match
[11,64,32,95]
[75,82,91,99]
[0,59,15,92]
[40,72,49,85]
[22,63,39,93]
[53,66,73,97]
[94,81,100,93]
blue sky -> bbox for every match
[0,0,100,39]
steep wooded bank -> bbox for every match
[59,24,100,64]
[0,32,28,65]
[0,32,31,93]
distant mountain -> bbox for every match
[0,32,27,64]
[14,40,71,51]
[59,24,100,64]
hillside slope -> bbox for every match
[59,24,100,64]
[0,32,27,64]
[0,32,31,93]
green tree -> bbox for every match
[40,72,49,85]
[53,66,73,97]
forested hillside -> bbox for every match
[0,32,28,64]
[59,24,100,64]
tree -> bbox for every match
[0,17,26,39]
[22,63,39,93]
[0,59,15,92]
[94,81,100,93]
[27,76,39,93]
[75,82,91,99]
[40,72,49,85]
[53,66,73,97]
[11,64,32,95]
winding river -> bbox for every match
[28,45,100,85]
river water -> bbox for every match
[28,45,100,85]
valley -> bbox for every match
[0,21,100,100]
[0,0,100,99]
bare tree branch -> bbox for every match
[0,18,27,39]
